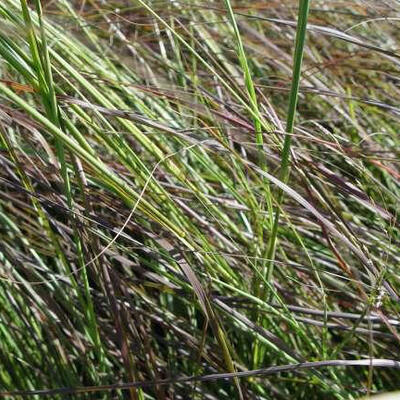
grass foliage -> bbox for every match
[0,0,400,398]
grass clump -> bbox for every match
[0,0,400,399]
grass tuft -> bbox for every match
[0,0,400,399]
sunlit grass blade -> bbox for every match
[264,0,311,298]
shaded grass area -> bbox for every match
[0,0,400,398]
